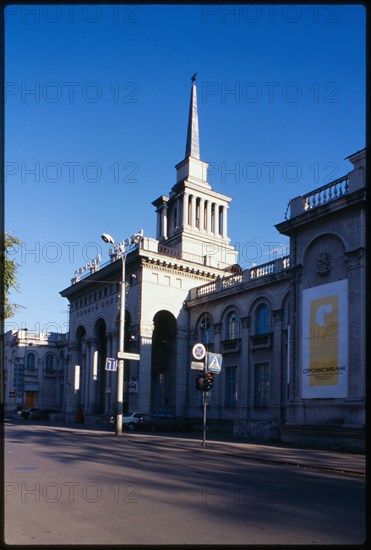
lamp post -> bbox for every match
[101,230,143,436]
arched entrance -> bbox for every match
[151,311,177,412]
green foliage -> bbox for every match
[3,232,23,319]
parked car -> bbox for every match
[21,408,38,419]
[123,412,147,430]
[21,408,57,420]
[137,413,192,432]
[108,412,147,430]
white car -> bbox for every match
[122,412,147,431]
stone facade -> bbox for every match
[186,148,366,449]
[3,329,68,414]
[4,79,365,450]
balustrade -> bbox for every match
[303,176,349,211]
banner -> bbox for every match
[301,280,348,398]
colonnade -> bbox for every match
[156,191,228,240]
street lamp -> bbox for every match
[101,230,143,436]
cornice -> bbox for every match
[142,256,217,281]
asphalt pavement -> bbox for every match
[13,418,365,477]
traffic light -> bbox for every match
[204,372,214,391]
[195,374,205,391]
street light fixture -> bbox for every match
[101,230,143,436]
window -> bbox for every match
[254,362,270,406]
[225,366,237,407]
[199,316,213,345]
[45,353,54,370]
[225,311,239,340]
[255,303,271,334]
[26,352,36,370]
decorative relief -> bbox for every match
[345,248,364,270]
[140,324,154,338]
[143,258,215,282]
[316,252,331,276]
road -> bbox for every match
[4,421,366,545]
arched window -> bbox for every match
[45,353,54,370]
[199,316,213,345]
[255,304,271,334]
[26,352,36,370]
[225,311,239,340]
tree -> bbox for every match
[2,232,23,319]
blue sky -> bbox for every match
[4,3,366,333]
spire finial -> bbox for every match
[185,74,200,159]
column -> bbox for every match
[344,249,365,426]
[285,265,303,425]
[177,196,182,227]
[191,195,196,228]
[174,327,189,415]
[161,205,168,239]
[83,339,90,411]
[199,198,205,231]
[222,205,228,238]
[206,201,212,233]
[87,339,98,414]
[155,208,161,240]
[272,309,283,425]
[213,203,219,236]
[182,191,189,226]
[137,323,154,412]
[65,345,79,419]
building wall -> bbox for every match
[185,148,366,448]
[282,165,366,435]
[186,272,290,438]
[4,330,68,413]
[5,150,365,449]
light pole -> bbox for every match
[101,230,143,436]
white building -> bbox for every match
[3,329,68,413]
[6,76,364,450]
[60,76,239,420]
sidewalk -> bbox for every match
[126,433,366,477]
[42,419,366,477]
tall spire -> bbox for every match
[185,73,200,159]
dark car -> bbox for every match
[137,413,192,432]
[21,408,37,419]
[21,408,57,420]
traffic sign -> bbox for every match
[192,343,206,360]
[191,361,205,370]
[105,358,117,371]
[206,353,222,373]
[117,351,140,361]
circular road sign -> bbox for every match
[192,343,206,360]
